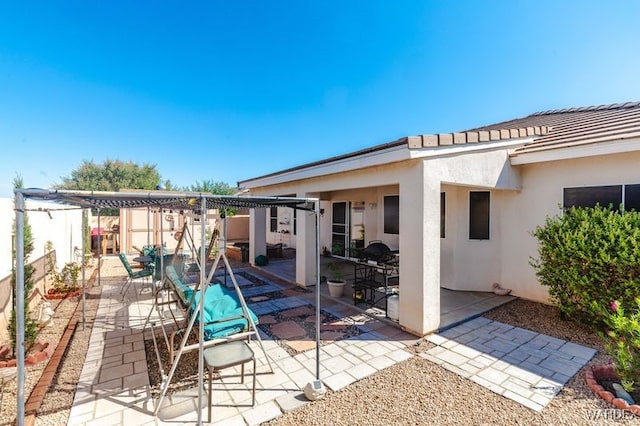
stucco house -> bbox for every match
[238,102,640,336]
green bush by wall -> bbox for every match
[531,204,640,327]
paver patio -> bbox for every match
[421,317,597,412]
[66,258,597,425]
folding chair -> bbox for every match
[118,253,153,297]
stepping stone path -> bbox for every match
[421,317,597,411]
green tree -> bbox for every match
[188,180,237,216]
[55,159,162,215]
[9,175,38,353]
[56,159,161,192]
[187,180,236,195]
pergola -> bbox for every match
[13,189,321,425]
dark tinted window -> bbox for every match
[563,185,622,209]
[440,192,446,238]
[469,191,490,240]
[625,184,640,212]
[270,207,278,232]
[384,195,399,234]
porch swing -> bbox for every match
[143,208,274,418]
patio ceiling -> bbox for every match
[17,188,317,211]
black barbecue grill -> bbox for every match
[352,241,399,308]
[359,241,395,264]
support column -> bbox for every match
[398,162,441,335]
[295,193,318,287]
[249,208,267,266]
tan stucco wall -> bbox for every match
[243,145,640,332]
[499,150,640,302]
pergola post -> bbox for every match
[15,190,25,426]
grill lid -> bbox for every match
[360,241,393,263]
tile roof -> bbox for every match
[406,101,640,154]
[240,101,640,185]
[509,102,640,156]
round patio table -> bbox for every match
[132,255,153,267]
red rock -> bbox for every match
[598,390,614,403]
[0,361,6,368]
[305,315,326,323]
[271,321,307,339]
[259,315,277,325]
[36,351,48,363]
[591,384,604,392]
[44,344,55,358]
[0,345,10,358]
[280,306,315,318]
[628,405,640,416]
[320,330,345,342]
[7,359,16,367]
[25,355,36,366]
[613,398,629,409]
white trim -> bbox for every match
[242,138,532,189]
[408,138,533,160]
[242,145,409,188]
[510,138,640,165]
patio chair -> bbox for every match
[118,253,154,297]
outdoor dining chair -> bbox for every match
[118,253,154,297]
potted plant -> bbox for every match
[325,262,346,297]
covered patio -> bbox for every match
[257,256,516,332]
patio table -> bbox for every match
[132,255,153,268]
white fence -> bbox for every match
[0,197,84,343]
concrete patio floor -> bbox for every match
[67,257,418,425]
[259,257,517,331]
[66,256,597,425]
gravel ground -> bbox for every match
[269,300,637,426]
[7,260,638,426]
[35,276,103,426]
[0,265,100,426]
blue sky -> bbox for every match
[1,1,639,198]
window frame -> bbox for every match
[383,195,400,235]
[469,191,490,240]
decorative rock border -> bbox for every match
[0,342,54,367]
[586,365,640,416]
[45,288,82,300]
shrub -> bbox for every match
[9,176,38,353]
[531,205,640,326]
[592,298,640,392]
[49,261,82,293]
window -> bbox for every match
[440,192,446,238]
[469,191,490,240]
[624,184,640,212]
[384,195,399,234]
[563,185,622,210]
[269,207,278,232]
[563,184,640,212]
[293,208,297,235]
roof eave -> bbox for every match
[510,138,640,165]
[239,142,411,189]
